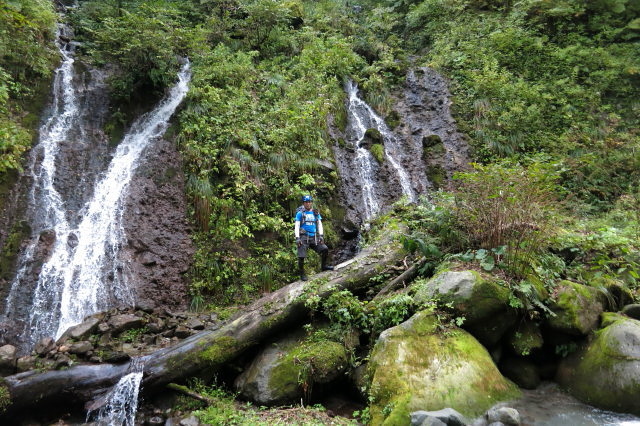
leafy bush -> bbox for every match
[451,160,560,278]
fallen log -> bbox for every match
[0,225,407,419]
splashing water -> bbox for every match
[344,80,415,220]
[2,22,191,348]
[90,358,144,426]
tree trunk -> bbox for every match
[1,226,407,419]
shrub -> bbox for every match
[452,160,560,278]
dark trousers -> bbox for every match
[297,235,329,272]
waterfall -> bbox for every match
[89,358,144,426]
[342,80,415,221]
[1,23,191,348]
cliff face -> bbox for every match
[329,67,469,231]
[123,136,194,311]
[0,62,193,348]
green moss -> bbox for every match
[422,134,442,148]
[0,220,31,281]
[368,310,519,423]
[0,383,10,414]
[268,339,347,398]
[386,110,401,129]
[549,280,603,334]
[426,164,446,189]
[365,128,383,143]
[509,322,543,356]
[200,336,239,366]
[370,144,385,163]
[559,314,640,414]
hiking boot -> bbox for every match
[300,273,308,281]
[321,265,334,271]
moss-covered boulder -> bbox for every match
[546,280,605,335]
[556,313,640,415]
[414,270,516,346]
[507,321,543,356]
[367,310,520,425]
[234,334,348,405]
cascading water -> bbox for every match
[340,81,416,221]
[89,358,144,426]
[1,23,191,349]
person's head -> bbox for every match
[302,195,313,208]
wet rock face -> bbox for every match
[0,66,112,347]
[0,63,192,348]
[392,67,470,190]
[123,136,194,311]
[329,67,469,232]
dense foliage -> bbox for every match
[0,0,57,174]
[3,0,639,308]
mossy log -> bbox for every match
[0,226,407,419]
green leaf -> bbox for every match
[480,255,495,271]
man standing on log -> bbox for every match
[295,195,333,281]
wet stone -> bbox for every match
[54,354,72,369]
[64,317,101,341]
[102,351,130,363]
[174,326,192,338]
[109,314,145,335]
[16,355,36,373]
[35,337,56,356]
[68,340,94,355]
[622,304,640,320]
[136,299,156,313]
[487,407,520,425]
[184,318,204,330]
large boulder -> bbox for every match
[546,280,605,335]
[367,310,520,425]
[556,313,640,415]
[235,334,348,405]
[414,270,516,346]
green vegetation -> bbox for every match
[5,0,637,310]
[0,382,10,414]
[0,0,57,176]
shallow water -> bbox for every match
[500,382,640,426]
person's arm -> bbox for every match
[317,219,324,237]
[295,219,301,238]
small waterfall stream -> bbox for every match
[89,358,145,426]
[343,80,415,221]
[1,23,191,349]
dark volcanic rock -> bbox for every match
[123,137,193,311]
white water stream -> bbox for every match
[345,81,415,220]
[89,358,145,426]
[2,24,191,348]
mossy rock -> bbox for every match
[422,134,442,148]
[385,110,401,129]
[507,321,543,356]
[426,164,446,189]
[0,220,31,281]
[235,334,348,405]
[367,310,519,425]
[364,128,383,144]
[370,144,385,163]
[413,269,516,346]
[546,280,605,335]
[556,313,640,415]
